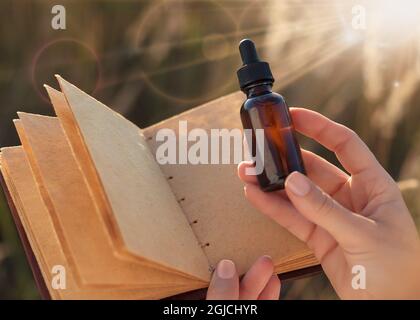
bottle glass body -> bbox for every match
[240,82,306,192]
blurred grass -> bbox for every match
[0,0,420,299]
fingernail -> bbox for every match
[262,255,273,261]
[242,160,254,166]
[216,260,236,279]
[286,172,310,196]
[245,166,256,176]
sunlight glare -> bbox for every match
[376,0,420,33]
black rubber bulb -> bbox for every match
[239,39,260,65]
[237,38,274,90]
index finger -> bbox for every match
[290,107,382,176]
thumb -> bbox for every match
[285,171,366,246]
[206,260,239,300]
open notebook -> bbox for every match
[0,76,319,299]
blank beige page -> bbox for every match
[1,147,197,300]
[45,85,206,284]
[144,93,316,275]
[16,113,204,290]
[57,76,210,281]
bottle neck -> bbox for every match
[244,82,273,98]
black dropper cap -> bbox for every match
[237,39,274,91]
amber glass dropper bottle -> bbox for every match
[237,39,306,192]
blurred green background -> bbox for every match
[0,0,419,299]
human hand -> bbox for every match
[238,107,420,299]
[206,256,280,300]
